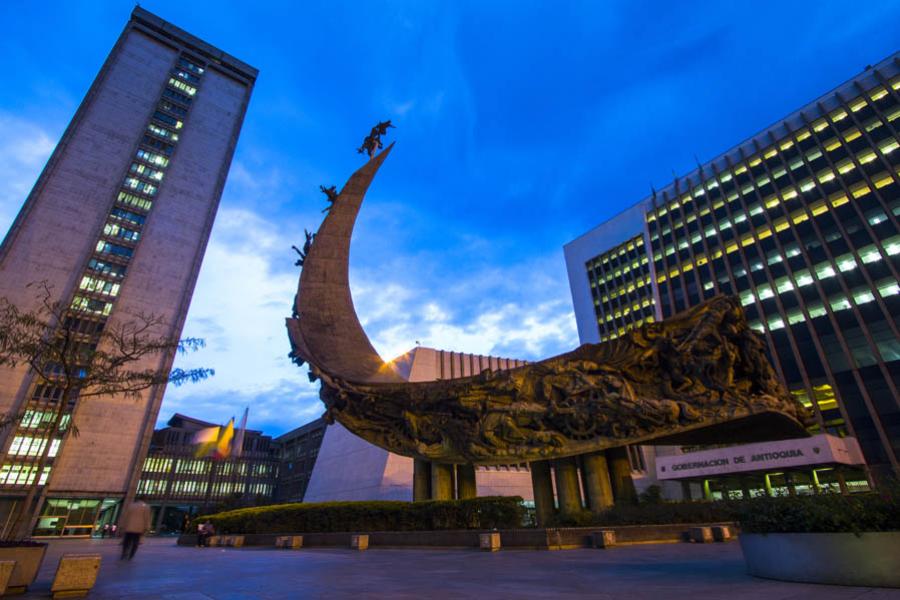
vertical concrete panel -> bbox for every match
[581,452,614,512]
[554,458,583,517]
[456,464,476,499]
[530,461,555,526]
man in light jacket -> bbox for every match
[120,500,152,560]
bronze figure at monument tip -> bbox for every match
[286,125,811,466]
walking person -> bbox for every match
[120,500,151,560]
[197,520,214,547]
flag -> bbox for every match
[193,426,220,458]
[215,418,234,459]
[232,407,249,458]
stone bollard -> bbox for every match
[351,534,369,551]
[276,535,303,549]
[0,560,14,596]
[711,526,732,542]
[226,535,245,548]
[51,554,100,599]
[208,535,221,547]
[689,527,713,544]
[592,530,616,549]
[480,532,501,552]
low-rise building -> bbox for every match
[137,414,279,533]
[272,418,326,503]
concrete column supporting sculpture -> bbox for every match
[431,463,455,500]
[580,452,614,513]
[530,460,555,527]
[554,458,583,517]
[413,459,432,501]
[606,447,636,504]
[456,464,477,499]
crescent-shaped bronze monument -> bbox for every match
[287,136,809,473]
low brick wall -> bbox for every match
[178,522,738,549]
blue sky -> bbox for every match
[1,1,899,436]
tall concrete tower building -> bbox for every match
[0,8,256,536]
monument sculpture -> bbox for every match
[357,120,394,158]
[287,124,809,518]
[319,185,339,213]
[291,229,316,267]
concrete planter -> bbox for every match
[0,543,48,593]
[740,532,900,588]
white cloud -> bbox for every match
[164,202,578,435]
[163,206,320,433]
[0,113,57,235]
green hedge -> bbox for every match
[195,496,524,534]
[546,490,900,534]
[736,491,900,534]
[547,500,741,528]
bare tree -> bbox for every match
[0,282,213,540]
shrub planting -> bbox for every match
[195,496,524,534]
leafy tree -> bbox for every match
[0,282,213,540]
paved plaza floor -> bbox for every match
[21,537,899,599]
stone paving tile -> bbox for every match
[18,537,895,599]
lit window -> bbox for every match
[136,149,169,168]
[877,279,900,297]
[117,191,152,211]
[835,256,857,272]
[786,309,805,325]
[830,295,851,312]
[815,264,836,279]
[807,303,826,319]
[168,77,197,96]
[757,285,774,301]
[857,151,877,165]
[147,123,179,142]
[129,162,164,181]
[739,290,754,306]
[123,178,157,196]
[775,277,794,294]
[867,210,887,226]
[767,317,785,331]
[859,247,882,264]
[879,139,899,155]
[885,237,900,256]
[853,290,875,305]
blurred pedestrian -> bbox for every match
[120,500,151,560]
[197,520,214,547]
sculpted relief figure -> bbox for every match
[357,120,394,158]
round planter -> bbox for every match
[0,543,48,593]
[740,532,900,588]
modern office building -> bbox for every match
[0,7,256,536]
[303,347,535,503]
[272,417,326,503]
[134,414,278,534]
[565,53,900,497]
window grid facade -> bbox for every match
[569,56,900,482]
[585,235,655,341]
[0,54,208,490]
